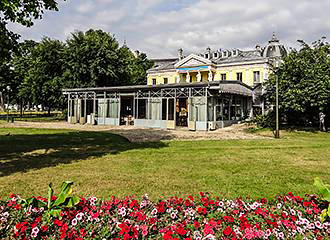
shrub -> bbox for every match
[254,111,276,129]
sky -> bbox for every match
[8,0,330,58]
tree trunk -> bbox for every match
[0,91,4,112]
[48,107,51,115]
[20,99,23,118]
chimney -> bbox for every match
[206,47,211,59]
[178,48,184,60]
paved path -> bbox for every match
[1,121,269,142]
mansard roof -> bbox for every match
[147,35,287,73]
[148,50,267,73]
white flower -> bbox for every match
[297,227,303,234]
[118,207,126,217]
[297,211,302,218]
[290,209,296,215]
[31,231,38,238]
[32,227,39,234]
[76,212,84,221]
[140,201,147,208]
[277,203,282,209]
[72,218,78,226]
[307,223,315,230]
[203,234,215,240]
[302,218,309,225]
[134,224,140,231]
[151,208,158,216]
[3,212,9,218]
[278,232,284,239]
[170,212,177,219]
[218,201,224,207]
[194,231,202,238]
[315,221,323,229]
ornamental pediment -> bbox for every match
[175,54,213,68]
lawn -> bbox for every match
[0,127,329,200]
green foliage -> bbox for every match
[63,29,124,88]
[0,0,60,28]
[18,38,65,113]
[265,39,330,126]
[254,111,275,129]
[0,0,63,110]
[314,177,330,201]
[22,181,80,219]
[314,177,330,222]
[118,46,154,85]
[63,29,152,88]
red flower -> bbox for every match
[177,227,187,236]
[42,225,49,232]
[80,228,87,237]
[163,230,174,240]
[224,216,235,223]
[303,201,312,207]
[54,219,63,227]
[224,226,233,236]
[194,221,200,229]
[14,204,22,210]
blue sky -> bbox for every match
[9,0,330,58]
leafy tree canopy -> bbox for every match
[0,0,64,110]
[63,29,152,88]
[0,0,59,27]
[19,38,65,113]
[265,38,330,126]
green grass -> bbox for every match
[0,127,329,200]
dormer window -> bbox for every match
[213,52,219,58]
[222,51,228,58]
[232,49,238,57]
[204,53,209,59]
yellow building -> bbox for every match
[147,34,286,88]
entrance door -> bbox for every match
[120,96,134,126]
[176,98,188,127]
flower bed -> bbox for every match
[0,192,329,239]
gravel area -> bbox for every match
[1,121,268,142]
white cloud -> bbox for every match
[76,2,95,13]
[7,0,330,58]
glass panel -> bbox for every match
[168,98,174,120]
[162,99,167,120]
[138,99,146,119]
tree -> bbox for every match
[19,38,65,114]
[12,40,38,113]
[0,22,19,111]
[265,39,330,127]
[118,46,154,85]
[0,0,64,111]
[63,30,126,88]
[0,0,60,27]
